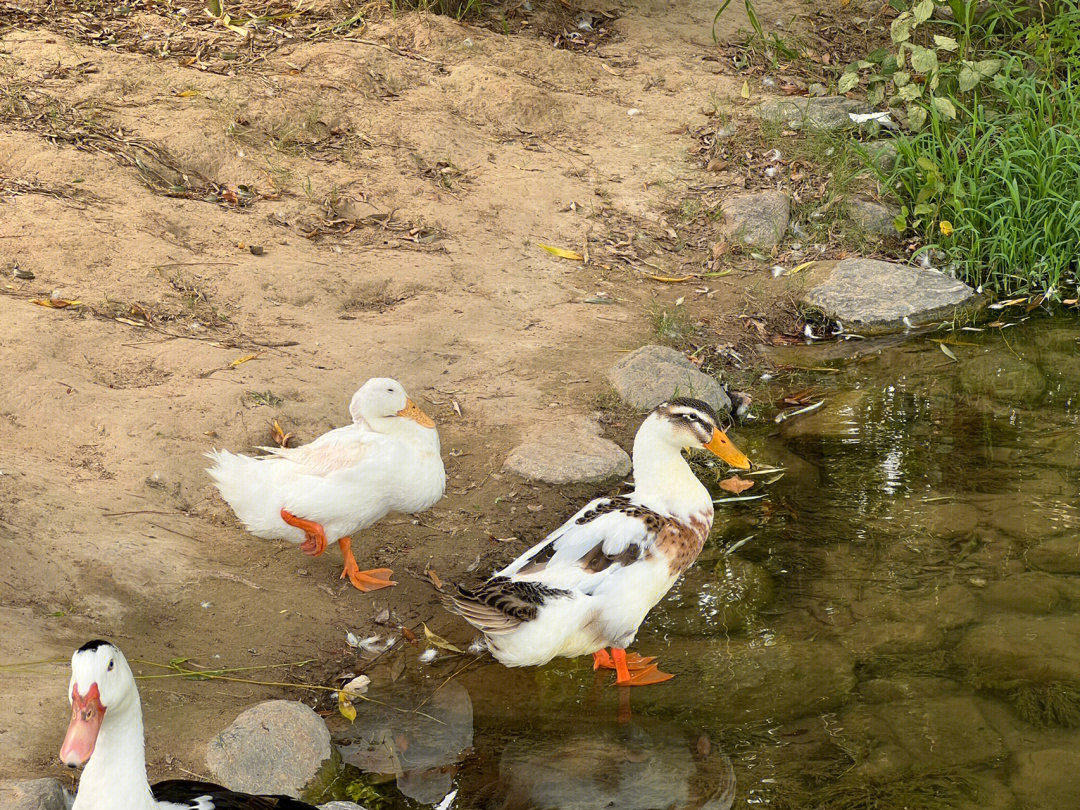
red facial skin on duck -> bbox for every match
[60,683,105,767]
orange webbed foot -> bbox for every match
[603,648,674,687]
[281,509,327,556]
[339,537,396,592]
[593,648,657,673]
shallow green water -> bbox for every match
[314,316,1080,810]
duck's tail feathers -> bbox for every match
[439,577,570,636]
[204,449,279,537]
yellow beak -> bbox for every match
[704,427,751,470]
[396,398,436,428]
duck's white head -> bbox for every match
[60,640,138,768]
[348,378,435,433]
[636,397,750,469]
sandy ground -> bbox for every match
[0,0,806,783]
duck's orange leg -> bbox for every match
[593,647,674,686]
[338,536,396,592]
[280,509,327,557]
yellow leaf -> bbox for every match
[422,623,464,654]
[175,90,200,97]
[538,243,584,262]
[337,690,357,722]
[229,353,259,367]
[741,80,750,100]
[646,274,694,283]
[939,220,954,236]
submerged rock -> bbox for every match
[757,96,868,130]
[718,190,791,249]
[1009,749,1080,809]
[795,258,983,333]
[959,351,1047,405]
[606,345,730,414]
[650,556,774,636]
[0,779,71,810]
[1025,537,1080,574]
[504,415,630,485]
[632,636,855,725]
[206,700,332,798]
[957,617,1080,684]
[982,573,1061,614]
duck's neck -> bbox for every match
[631,430,712,520]
[73,696,156,810]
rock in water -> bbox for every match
[719,191,791,249]
[504,415,630,485]
[757,96,869,130]
[795,258,983,333]
[206,700,332,797]
[0,779,72,810]
[606,345,731,414]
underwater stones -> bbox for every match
[1026,536,1080,574]
[982,573,1062,614]
[718,190,791,249]
[918,501,981,540]
[757,96,869,130]
[796,258,982,333]
[844,696,1005,775]
[206,700,332,798]
[778,389,866,439]
[1009,749,1080,809]
[606,345,730,414]
[634,636,855,724]
[957,617,1080,684]
[846,197,900,235]
[650,556,774,636]
[0,779,71,810]
[503,415,630,485]
[959,351,1047,404]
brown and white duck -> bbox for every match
[60,640,318,810]
[442,398,751,685]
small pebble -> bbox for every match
[627,108,642,116]
[249,245,264,256]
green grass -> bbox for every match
[873,0,1080,300]
[389,0,485,19]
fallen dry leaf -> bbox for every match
[422,622,464,654]
[719,475,755,494]
[538,243,584,261]
[426,568,443,589]
[647,274,693,283]
[30,298,82,309]
[229,353,259,368]
[401,626,417,644]
[270,419,292,448]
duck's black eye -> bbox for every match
[107,660,114,672]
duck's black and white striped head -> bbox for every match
[645,397,751,469]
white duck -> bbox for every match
[60,639,319,810]
[443,398,750,685]
[207,377,445,591]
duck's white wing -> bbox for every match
[496,496,665,593]
[256,424,377,477]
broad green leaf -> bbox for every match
[890,11,914,43]
[882,55,899,74]
[933,34,959,51]
[975,58,1002,76]
[916,155,938,173]
[897,83,922,101]
[910,45,938,74]
[893,214,907,232]
[894,70,911,87]
[913,0,935,23]
[206,0,221,16]
[907,103,927,129]
[928,71,940,91]
[868,83,885,105]
[838,72,860,93]
[958,65,980,91]
[854,59,874,70]
[913,202,934,216]
[932,95,957,118]
[868,48,890,63]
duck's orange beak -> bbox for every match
[60,683,104,768]
[396,398,435,428]
[704,427,751,470]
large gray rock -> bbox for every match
[0,780,71,810]
[206,700,332,798]
[846,197,899,234]
[719,191,791,249]
[797,258,983,332]
[504,416,630,485]
[606,345,730,414]
[860,139,898,171]
[757,96,869,130]
[957,617,1080,684]
[1010,749,1080,809]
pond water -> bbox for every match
[311,316,1080,810]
